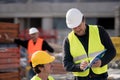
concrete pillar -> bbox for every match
[42,17,53,30]
[42,17,56,43]
[27,18,31,28]
[19,18,25,31]
[14,18,25,31]
[14,17,19,24]
[115,6,120,36]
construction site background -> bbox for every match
[0,21,120,80]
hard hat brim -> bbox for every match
[29,31,39,35]
[66,19,82,29]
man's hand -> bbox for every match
[92,59,102,68]
[80,61,88,70]
[0,34,2,38]
[4,33,14,42]
[4,33,9,40]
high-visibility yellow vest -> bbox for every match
[68,25,107,77]
[28,38,43,62]
[31,75,54,80]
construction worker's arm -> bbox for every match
[98,26,116,66]
[80,61,89,70]
[63,37,84,72]
[4,33,28,48]
[42,40,54,53]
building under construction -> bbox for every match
[0,0,120,44]
[0,0,120,80]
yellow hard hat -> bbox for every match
[31,51,55,67]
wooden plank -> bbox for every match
[0,53,20,58]
[0,48,19,53]
[0,68,19,72]
[0,72,19,78]
[0,58,19,64]
[0,72,20,80]
[0,63,20,70]
[0,22,19,29]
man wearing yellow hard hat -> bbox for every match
[31,51,55,80]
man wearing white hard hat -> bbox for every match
[63,8,116,80]
[5,27,54,80]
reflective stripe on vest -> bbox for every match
[74,50,105,62]
[31,75,54,80]
[28,38,43,62]
[68,25,107,77]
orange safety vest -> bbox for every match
[28,38,43,62]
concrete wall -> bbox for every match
[0,2,119,17]
[0,2,120,44]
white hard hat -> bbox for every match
[29,27,39,34]
[66,8,83,28]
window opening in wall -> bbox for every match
[0,18,13,23]
[53,18,67,30]
[86,17,114,30]
[30,18,42,29]
[97,18,114,29]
